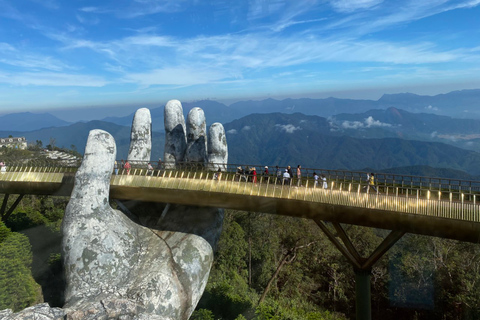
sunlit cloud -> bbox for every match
[0,0,479,110]
[122,0,190,18]
[341,116,392,129]
[122,67,227,87]
[329,0,383,13]
[275,124,302,133]
[0,72,107,87]
[79,7,99,13]
[0,44,73,71]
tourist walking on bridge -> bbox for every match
[322,174,328,189]
[283,169,291,185]
[276,166,282,184]
[147,162,154,176]
[124,160,131,175]
[297,165,302,187]
[287,166,293,182]
[368,173,377,193]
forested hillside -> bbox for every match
[224,113,480,176]
[3,197,480,319]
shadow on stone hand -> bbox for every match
[60,100,228,320]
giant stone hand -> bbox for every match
[62,100,227,319]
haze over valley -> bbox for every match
[1,89,480,179]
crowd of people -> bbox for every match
[234,165,379,193]
[112,159,378,193]
[235,165,330,189]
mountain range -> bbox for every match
[1,89,479,179]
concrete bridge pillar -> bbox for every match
[355,268,372,320]
[314,219,404,320]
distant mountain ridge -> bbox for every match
[3,88,480,133]
[330,107,480,151]
[0,112,71,132]
[223,112,480,176]
[1,111,480,178]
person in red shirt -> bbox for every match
[124,160,131,175]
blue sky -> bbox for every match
[0,0,479,113]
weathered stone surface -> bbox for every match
[164,100,186,168]
[0,303,65,320]
[62,130,187,319]
[59,102,228,319]
[207,123,227,171]
[127,108,152,164]
[4,101,229,319]
[185,107,207,163]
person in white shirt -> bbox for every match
[283,169,290,185]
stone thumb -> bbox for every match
[67,129,116,216]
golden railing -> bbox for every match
[0,165,479,224]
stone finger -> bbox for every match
[207,123,228,171]
[66,129,116,213]
[164,99,187,168]
[185,107,207,163]
[127,108,152,164]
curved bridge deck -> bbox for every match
[1,165,480,243]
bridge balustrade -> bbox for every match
[105,162,480,223]
[1,161,480,223]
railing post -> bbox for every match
[449,193,453,218]
[416,189,419,214]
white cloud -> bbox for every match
[431,131,438,138]
[426,105,439,111]
[341,116,391,129]
[122,67,227,86]
[324,1,480,38]
[0,72,107,87]
[364,116,391,127]
[80,7,100,12]
[329,0,383,13]
[122,0,189,18]
[0,42,74,72]
[275,124,302,133]
[227,129,238,134]
[341,120,364,129]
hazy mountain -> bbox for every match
[229,97,378,119]
[3,106,480,178]
[228,89,480,120]
[0,121,164,160]
[1,89,479,134]
[330,107,480,151]
[0,112,71,132]
[377,89,480,118]
[224,113,480,176]
[376,165,476,180]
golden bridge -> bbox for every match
[1,162,479,319]
[1,163,479,243]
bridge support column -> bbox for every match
[355,268,371,320]
[1,193,25,222]
[314,219,404,320]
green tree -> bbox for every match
[0,222,42,311]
